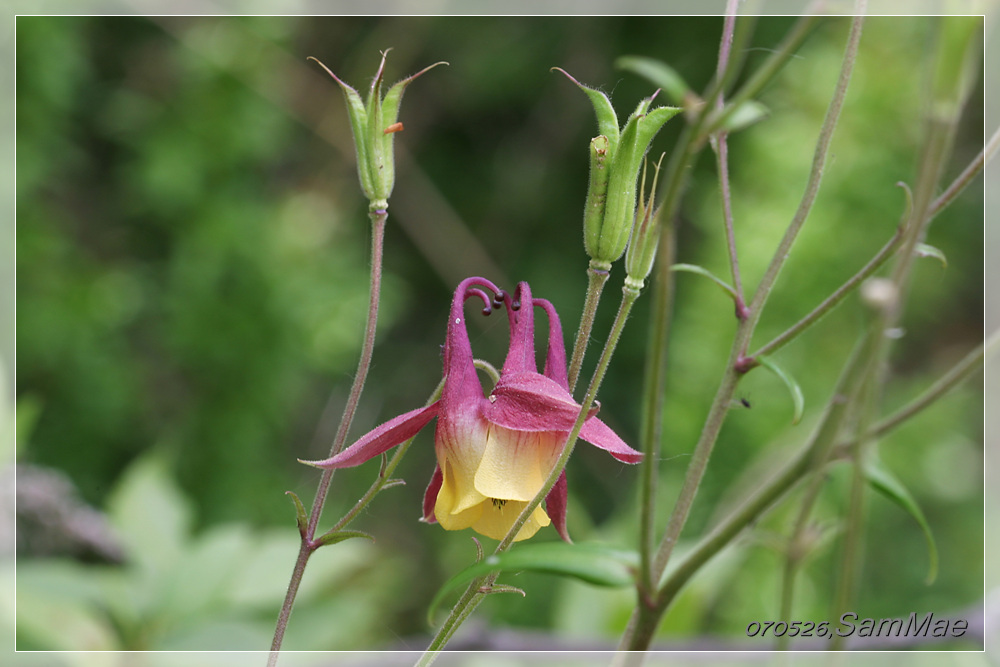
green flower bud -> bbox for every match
[310,51,446,211]
[625,154,666,289]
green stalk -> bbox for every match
[270,208,387,664]
[568,261,612,394]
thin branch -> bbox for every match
[751,224,904,359]
[743,10,865,342]
[929,125,999,218]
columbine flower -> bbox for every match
[301,277,641,542]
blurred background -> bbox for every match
[9,14,987,655]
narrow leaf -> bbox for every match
[756,355,805,425]
[314,530,375,549]
[286,491,308,537]
[616,55,692,105]
[915,243,948,268]
[864,456,938,584]
[670,263,739,301]
[428,542,637,624]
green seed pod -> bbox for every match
[583,135,611,260]
[310,52,446,212]
[599,101,681,264]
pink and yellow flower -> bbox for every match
[302,277,641,542]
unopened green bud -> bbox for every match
[310,52,446,211]
[625,154,666,287]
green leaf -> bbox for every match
[314,529,375,548]
[669,263,738,301]
[864,456,939,584]
[286,491,308,537]
[616,55,692,105]
[428,542,638,625]
[915,243,948,268]
[755,355,805,425]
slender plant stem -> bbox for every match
[929,125,999,219]
[568,261,611,394]
[710,9,745,308]
[420,283,643,664]
[637,228,676,595]
[751,225,904,359]
[871,333,992,439]
[743,10,865,339]
[712,131,746,312]
[269,208,387,663]
[701,10,824,140]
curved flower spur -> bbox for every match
[301,277,641,542]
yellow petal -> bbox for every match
[434,413,490,518]
[470,499,551,541]
[435,458,484,530]
[474,427,564,502]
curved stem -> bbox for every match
[742,10,864,338]
[269,208,387,663]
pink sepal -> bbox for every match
[422,464,443,523]
[545,470,571,543]
[300,402,440,469]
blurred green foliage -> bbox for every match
[14,15,982,651]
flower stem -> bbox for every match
[568,260,611,394]
[269,208,386,663]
